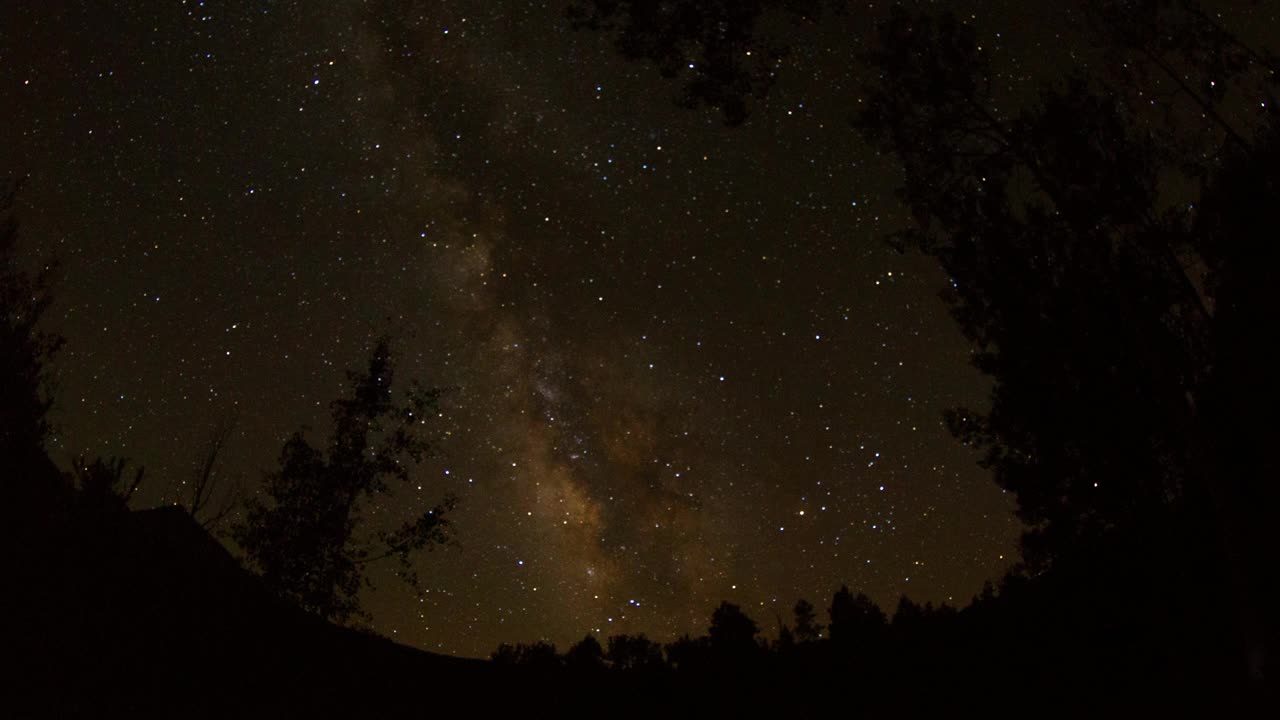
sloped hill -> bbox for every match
[11,506,495,718]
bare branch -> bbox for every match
[189,417,240,529]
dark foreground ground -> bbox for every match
[8,506,1270,718]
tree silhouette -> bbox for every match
[568,0,1272,569]
[664,633,711,672]
[575,0,1278,687]
[232,337,456,624]
[855,4,1277,682]
[856,5,1225,569]
[891,595,924,628]
[1190,123,1280,682]
[1081,0,1277,155]
[564,634,606,671]
[791,598,822,642]
[185,418,240,531]
[605,633,665,671]
[490,642,519,664]
[773,617,794,651]
[0,179,66,520]
[491,640,561,670]
[67,455,144,513]
[567,0,835,125]
[827,585,885,648]
[708,601,759,655]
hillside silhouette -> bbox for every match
[13,505,499,717]
[11,500,1259,717]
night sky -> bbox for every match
[0,0,1154,657]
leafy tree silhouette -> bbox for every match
[708,601,759,656]
[791,598,822,642]
[570,0,1271,565]
[891,595,924,629]
[490,642,519,664]
[605,633,665,671]
[67,455,144,514]
[233,337,456,624]
[854,4,1277,686]
[567,0,835,125]
[773,617,794,651]
[491,640,561,670]
[664,633,711,673]
[856,5,1231,569]
[0,179,67,522]
[564,634,606,671]
[827,585,885,649]
[575,0,1279,689]
[1190,123,1280,682]
[1080,0,1277,155]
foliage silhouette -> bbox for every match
[858,11,1187,566]
[708,601,760,658]
[1080,0,1277,155]
[773,615,794,650]
[663,633,712,673]
[232,337,457,624]
[491,640,562,671]
[854,4,1280,674]
[475,575,1261,710]
[791,598,822,642]
[567,0,838,125]
[0,178,66,524]
[578,0,1275,585]
[855,4,1279,689]
[564,634,606,671]
[573,0,1277,697]
[606,633,665,672]
[67,454,144,513]
[10,4,1279,713]
[827,584,886,649]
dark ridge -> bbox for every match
[12,506,500,718]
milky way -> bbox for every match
[0,0,1081,656]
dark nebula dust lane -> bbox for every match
[0,1,1056,657]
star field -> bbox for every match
[0,0,1099,656]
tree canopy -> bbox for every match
[792,598,822,642]
[575,0,1278,682]
[568,1,828,124]
[0,181,64,502]
[232,337,457,624]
